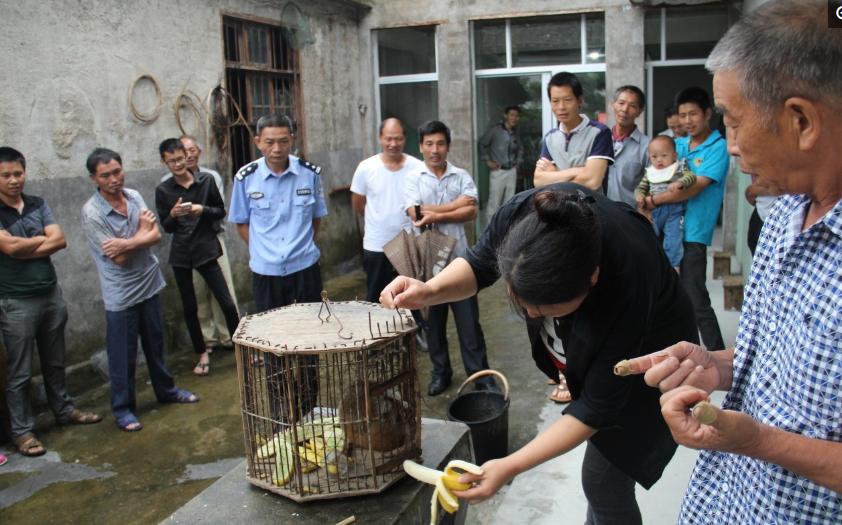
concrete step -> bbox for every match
[713,250,734,279]
[723,275,745,311]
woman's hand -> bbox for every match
[379,276,433,310]
[451,458,517,504]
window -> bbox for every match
[472,14,606,225]
[474,13,605,71]
[644,4,741,133]
[374,26,438,157]
[223,16,302,172]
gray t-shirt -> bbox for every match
[81,188,165,312]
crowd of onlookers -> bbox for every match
[0,2,839,524]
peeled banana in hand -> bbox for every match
[403,459,483,525]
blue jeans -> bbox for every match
[651,202,685,267]
[105,294,178,421]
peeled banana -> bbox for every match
[403,459,483,525]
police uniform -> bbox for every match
[228,154,328,312]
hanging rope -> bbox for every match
[174,87,207,145]
[207,85,253,153]
[128,74,163,123]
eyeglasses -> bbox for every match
[165,157,187,166]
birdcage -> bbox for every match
[232,294,421,502]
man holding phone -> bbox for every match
[155,139,239,376]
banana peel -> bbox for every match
[403,459,483,525]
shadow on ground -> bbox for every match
[0,269,549,525]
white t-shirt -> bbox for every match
[351,154,424,252]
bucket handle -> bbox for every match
[456,369,510,401]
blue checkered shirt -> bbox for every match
[679,194,842,524]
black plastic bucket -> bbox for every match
[447,370,510,465]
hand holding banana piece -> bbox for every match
[403,459,483,524]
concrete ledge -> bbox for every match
[162,418,473,525]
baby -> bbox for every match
[635,136,697,270]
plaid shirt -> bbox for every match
[679,194,842,524]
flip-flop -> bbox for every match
[165,388,200,404]
[116,414,143,432]
[193,362,210,376]
[548,375,572,404]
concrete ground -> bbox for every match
[0,245,741,525]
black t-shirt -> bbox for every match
[0,194,58,298]
[464,182,699,488]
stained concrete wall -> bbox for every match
[1,0,653,397]
[0,0,369,376]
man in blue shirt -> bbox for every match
[228,114,327,311]
[648,87,728,350]
[228,114,327,422]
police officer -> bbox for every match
[228,114,327,312]
[228,113,326,423]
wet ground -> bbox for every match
[0,250,740,525]
[0,269,547,525]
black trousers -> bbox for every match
[252,263,322,424]
[425,295,489,380]
[747,208,763,256]
[172,260,240,355]
[680,242,725,350]
[252,263,323,311]
[581,442,642,525]
[362,249,397,303]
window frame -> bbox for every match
[471,13,607,149]
[372,25,440,149]
[643,5,740,132]
[222,13,304,171]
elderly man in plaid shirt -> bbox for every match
[624,2,841,523]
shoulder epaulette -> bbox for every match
[298,158,322,175]
[235,162,258,181]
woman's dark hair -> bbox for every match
[497,189,602,307]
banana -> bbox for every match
[259,419,349,486]
[271,438,295,486]
[403,459,483,525]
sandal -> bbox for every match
[58,408,103,425]
[193,362,210,376]
[548,374,572,404]
[13,433,46,457]
[165,388,200,404]
[0,454,7,466]
[116,414,143,432]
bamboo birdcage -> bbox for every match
[232,295,421,502]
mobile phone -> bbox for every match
[180,202,193,209]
